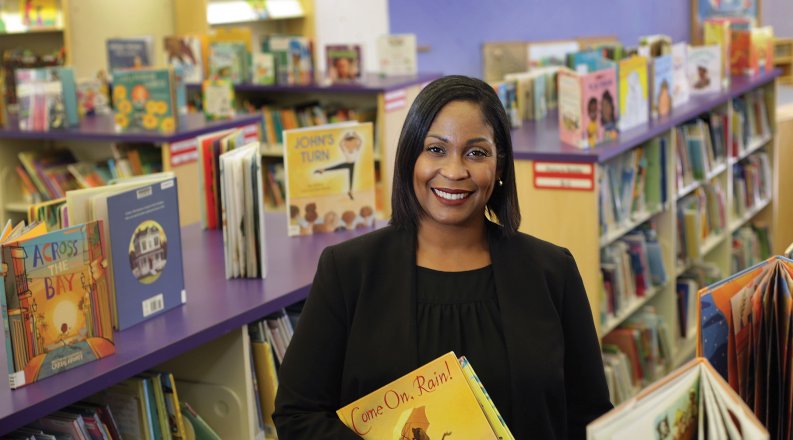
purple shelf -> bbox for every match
[0,113,263,143]
[0,213,380,434]
[511,70,780,163]
[208,72,442,94]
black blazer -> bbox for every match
[273,223,612,439]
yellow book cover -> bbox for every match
[618,56,649,132]
[337,352,499,439]
[703,20,731,87]
[283,122,377,236]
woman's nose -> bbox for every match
[439,156,469,180]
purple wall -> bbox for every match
[388,0,690,78]
[764,0,793,39]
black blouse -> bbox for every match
[415,265,513,428]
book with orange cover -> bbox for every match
[337,351,513,439]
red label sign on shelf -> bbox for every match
[169,123,260,167]
[533,161,594,191]
[384,89,407,112]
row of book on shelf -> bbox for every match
[486,22,774,150]
[0,306,299,440]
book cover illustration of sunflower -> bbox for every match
[113,68,178,133]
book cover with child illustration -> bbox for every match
[558,61,618,148]
[337,352,511,439]
[284,122,376,237]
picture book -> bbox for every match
[671,42,690,109]
[703,19,732,87]
[105,178,185,329]
[638,34,672,57]
[208,41,249,84]
[17,0,61,29]
[504,70,548,121]
[731,26,775,77]
[1,220,115,389]
[202,79,235,120]
[527,40,580,68]
[377,34,417,76]
[697,256,793,439]
[164,35,207,84]
[687,45,721,95]
[557,61,618,149]
[76,77,111,117]
[588,358,767,439]
[15,66,79,130]
[252,52,275,85]
[337,352,513,439]
[106,37,154,71]
[492,79,521,128]
[326,44,362,81]
[283,121,376,237]
[617,56,649,132]
[650,54,673,118]
[112,67,177,133]
[218,142,268,279]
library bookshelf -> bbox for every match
[0,214,379,435]
[511,70,783,373]
[0,112,262,227]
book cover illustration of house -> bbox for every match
[283,122,376,237]
[106,178,185,330]
[106,37,154,71]
[326,44,362,81]
[1,220,114,389]
[687,45,721,95]
[112,68,177,133]
[164,35,206,85]
[337,352,503,439]
[618,56,649,132]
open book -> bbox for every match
[336,351,514,439]
[587,357,767,439]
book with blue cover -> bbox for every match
[106,177,185,330]
[106,37,154,71]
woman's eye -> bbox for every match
[426,145,444,154]
[467,148,491,158]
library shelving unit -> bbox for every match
[510,70,782,371]
[0,112,263,226]
[0,213,378,436]
[229,73,441,214]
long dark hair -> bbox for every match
[390,75,521,236]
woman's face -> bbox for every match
[412,100,498,231]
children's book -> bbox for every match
[106,37,154,71]
[337,352,514,439]
[617,56,649,132]
[671,42,690,109]
[1,220,115,389]
[492,79,521,128]
[588,357,768,439]
[105,178,185,329]
[15,66,79,130]
[76,77,111,117]
[202,79,235,120]
[112,67,178,133]
[218,142,268,279]
[283,122,376,237]
[164,35,207,85]
[731,26,774,77]
[697,256,793,439]
[650,54,673,118]
[504,70,549,121]
[252,52,275,85]
[262,35,313,85]
[18,0,61,29]
[557,60,618,148]
[687,45,721,95]
[325,44,362,81]
[377,34,417,76]
[703,19,732,88]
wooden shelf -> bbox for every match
[599,208,662,248]
[601,284,665,335]
[729,198,771,233]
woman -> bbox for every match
[273,75,612,439]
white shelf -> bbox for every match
[729,134,773,165]
[700,231,726,255]
[729,198,771,233]
[675,161,727,201]
[5,202,29,213]
[676,180,702,200]
[705,161,728,180]
[600,208,661,248]
[672,334,697,368]
[601,284,665,335]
